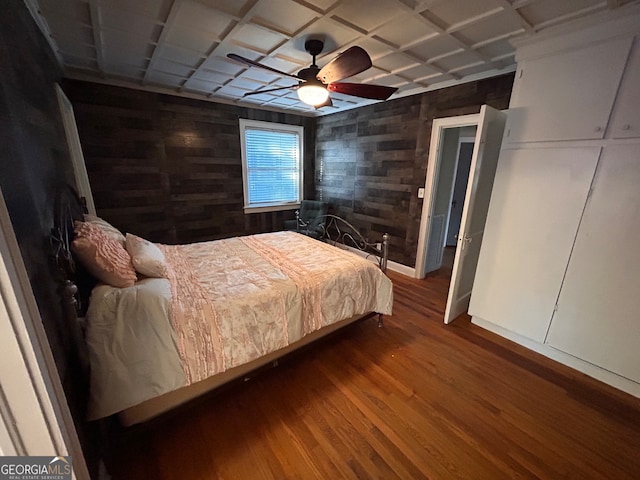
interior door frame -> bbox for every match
[415,113,479,279]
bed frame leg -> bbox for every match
[377,314,384,327]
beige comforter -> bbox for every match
[85,231,393,419]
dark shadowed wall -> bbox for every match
[315,73,514,267]
[64,80,316,245]
[0,0,100,475]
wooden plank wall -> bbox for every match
[64,80,316,245]
[315,73,514,267]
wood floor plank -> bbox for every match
[110,258,640,479]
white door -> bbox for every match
[546,145,640,383]
[467,146,601,341]
[444,105,506,324]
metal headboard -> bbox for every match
[296,212,390,272]
[49,184,91,374]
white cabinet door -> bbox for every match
[546,145,640,383]
[608,38,640,139]
[468,147,600,342]
[505,37,632,143]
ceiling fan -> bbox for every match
[227,39,398,109]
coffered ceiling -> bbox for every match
[27,0,639,115]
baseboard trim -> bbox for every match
[340,244,415,277]
[387,261,415,277]
[471,316,640,399]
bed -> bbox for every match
[50,186,393,425]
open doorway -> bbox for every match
[415,106,507,324]
[415,113,479,277]
[445,133,476,249]
[421,126,477,275]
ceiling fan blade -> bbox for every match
[328,82,398,100]
[317,46,372,84]
[227,54,300,81]
[243,85,298,97]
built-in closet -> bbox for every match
[469,6,640,396]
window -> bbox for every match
[239,119,304,213]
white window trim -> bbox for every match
[239,119,304,214]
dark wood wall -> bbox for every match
[0,0,99,475]
[315,74,514,267]
[64,80,316,245]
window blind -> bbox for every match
[244,128,300,206]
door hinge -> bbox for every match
[519,69,523,79]
[587,187,594,199]
[553,303,558,313]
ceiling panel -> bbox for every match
[251,0,318,35]
[331,0,405,32]
[373,14,438,48]
[107,0,173,20]
[33,0,638,116]
[399,63,444,82]
[375,52,419,73]
[193,69,233,85]
[476,38,516,60]
[102,30,155,59]
[175,1,236,37]
[146,70,185,88]
[153,59,195,77]
[407,34,463,62]
[454,11,523,45]
[38,0,90,23]
[425,0,502,27]
[230,23,288,53]
[196,0,254,16]
[183,78,215,93]
[518,0,605,27]
[106,63,146,80]
[433,50,483,72]
[295,17,360,54]
[164,27,218,54]
[100,9,162,40]
[156,45,205,69]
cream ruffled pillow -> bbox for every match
[72,221,137,288]
[125,233,169,278]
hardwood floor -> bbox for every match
[109,257,640,479]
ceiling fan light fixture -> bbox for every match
[297,84,329,106]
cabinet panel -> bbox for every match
[468,147,600,342]
[506,37,631,143]
[608,38,640,139]
[546,145,640,383]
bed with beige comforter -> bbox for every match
[85,231,393,420]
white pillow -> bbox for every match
[125,233,170,278]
